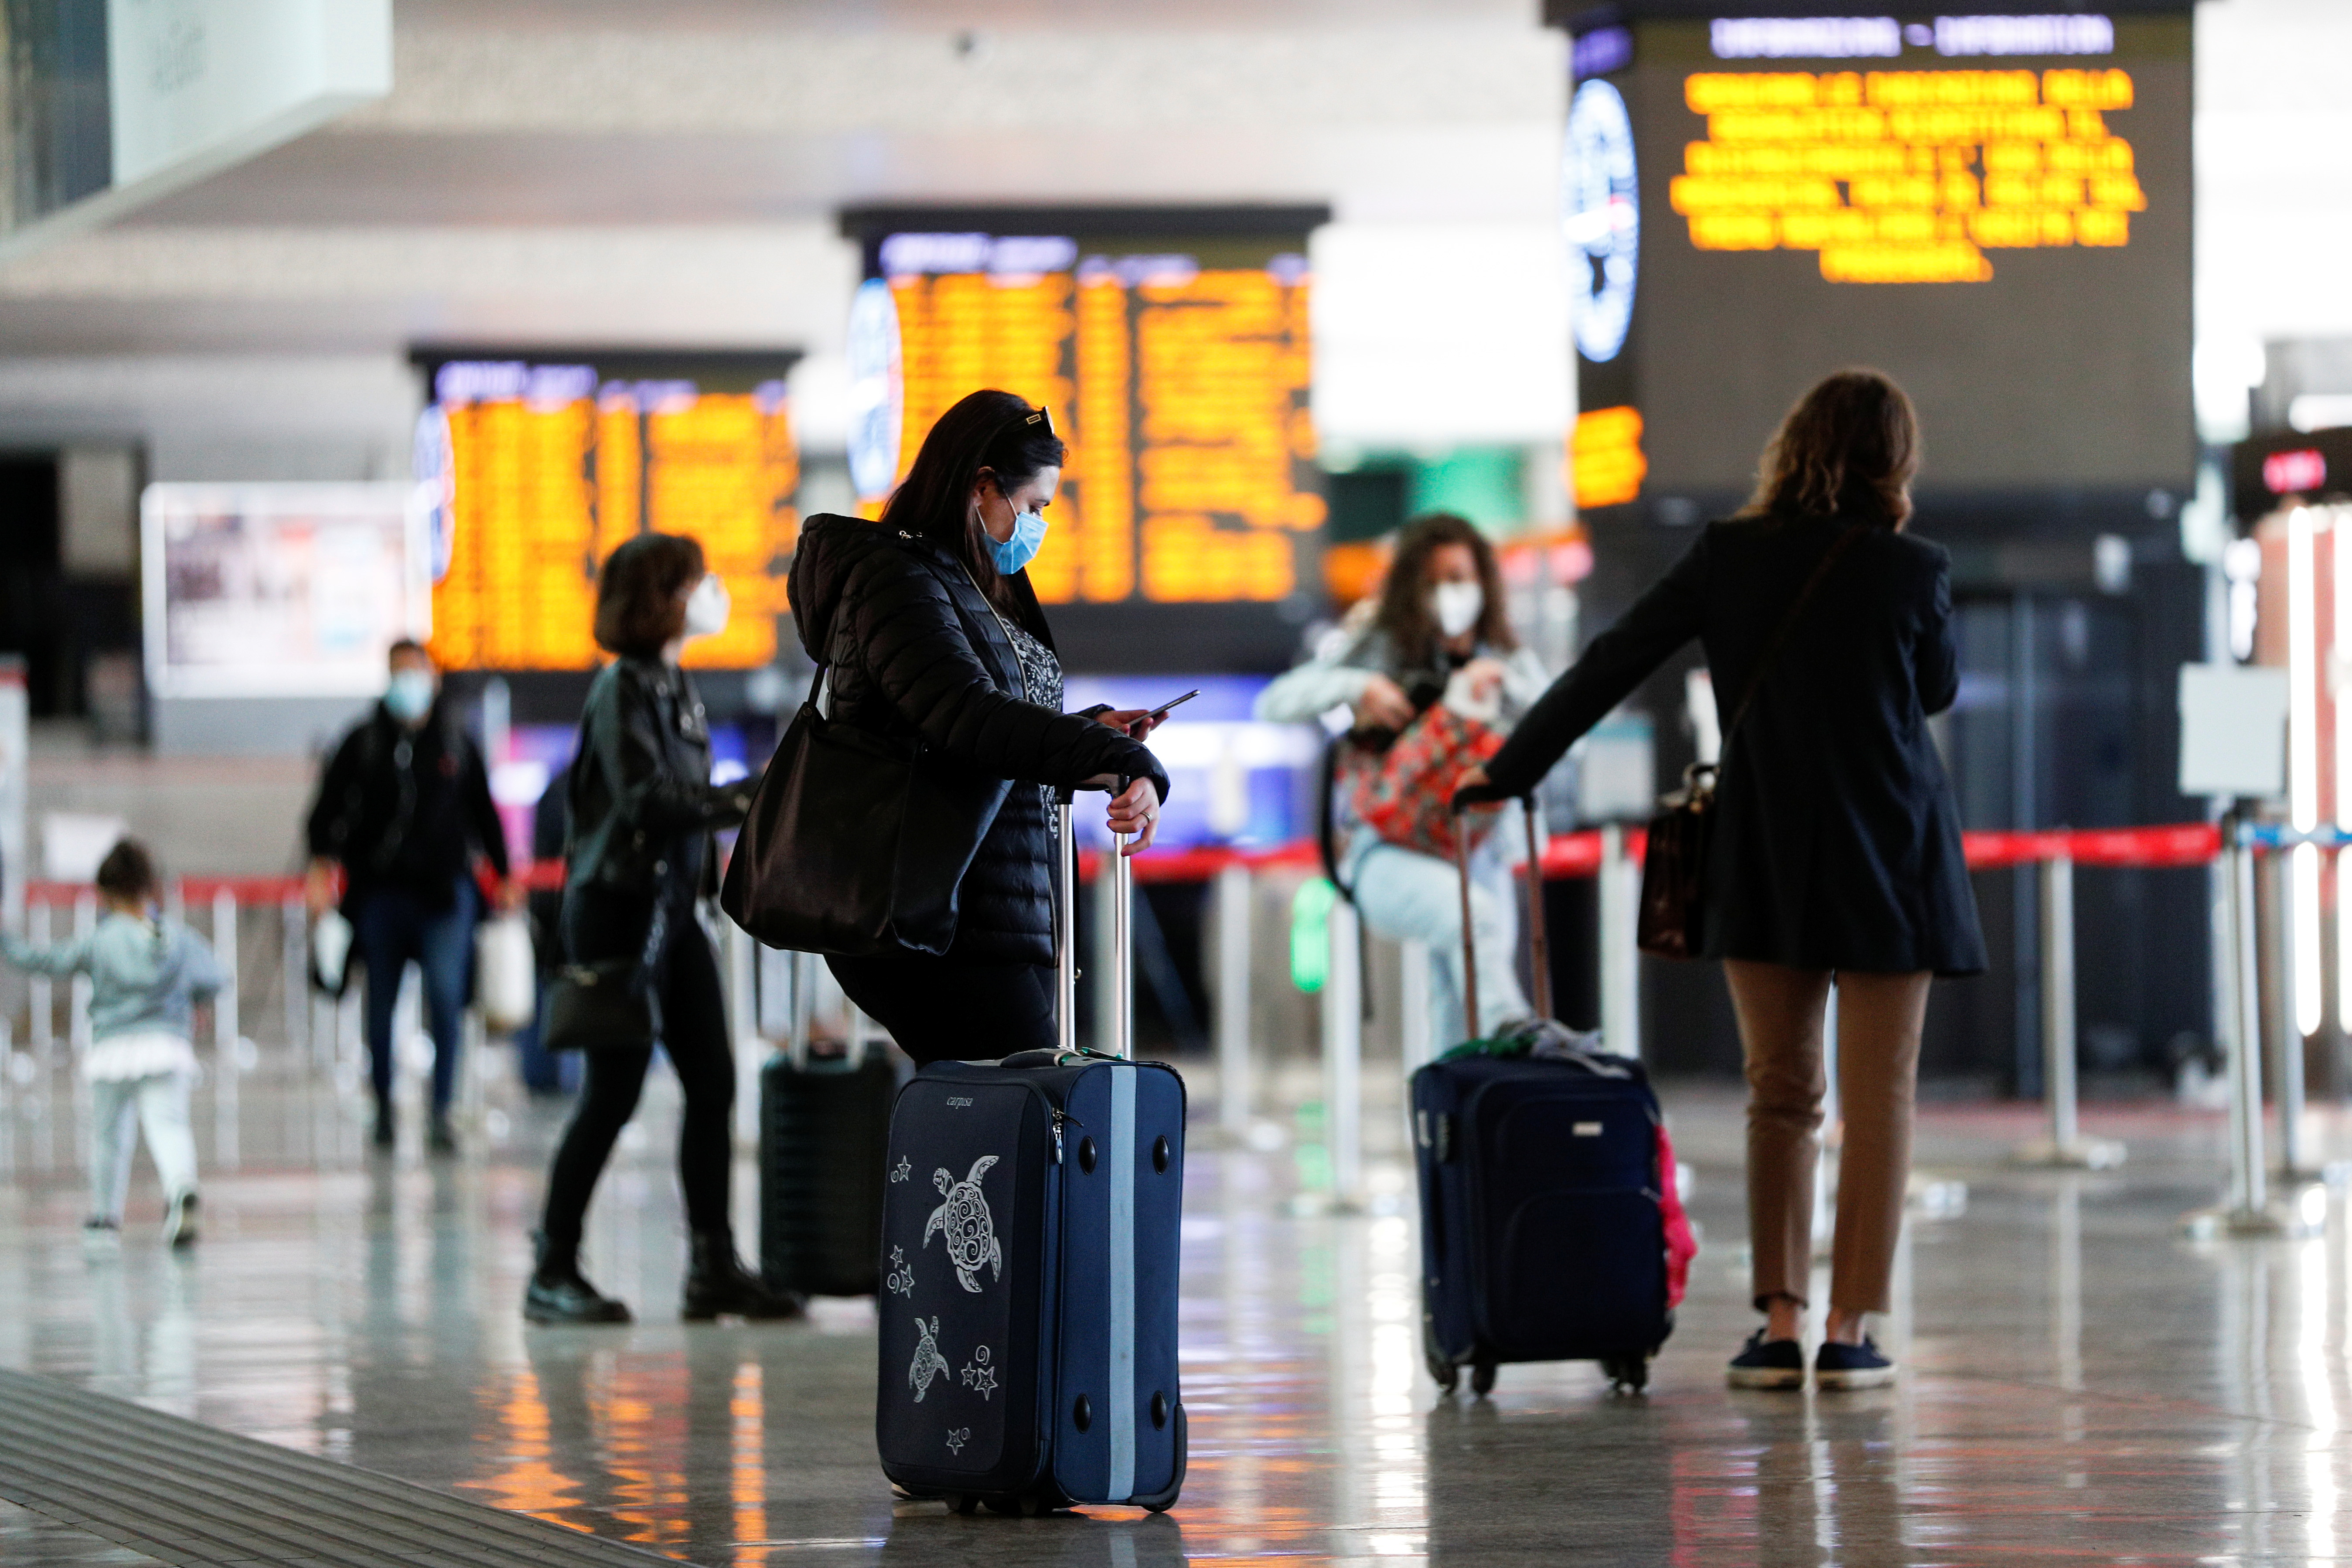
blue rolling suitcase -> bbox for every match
[1411,796,1685,1397]
[875,796,1187,1515]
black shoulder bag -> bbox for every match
[719,561,1011,957]
[1637,525,1866,959]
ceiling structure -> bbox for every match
[0,0,2337,480]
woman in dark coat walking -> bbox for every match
[1464,369,1984,1391]
[526,532,801,1327]
[788,389,1170,1061]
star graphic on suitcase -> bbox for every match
[945,1427,970,1455]
[884,1246,914,1298]
[890,1156,910,1183]
[960,1344,997,1401]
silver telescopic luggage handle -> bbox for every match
[1451,794,1552,1036]
[1056,786,1079,1057]
[1108,777,1134,1059]
[1053,781,1132,1060]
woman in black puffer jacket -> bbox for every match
[788,389,1169,1062]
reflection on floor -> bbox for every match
[0,1051,2346,1565]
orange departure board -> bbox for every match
[416,352,800,671]
[1562,12,2189,505]
[843,211,1326,658]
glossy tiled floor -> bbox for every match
[0,1051,2349,1565]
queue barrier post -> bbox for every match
[1398,937,1433,1073]
[1321,892,1364,1213]
[2266,844,2318,1181]
[2012,849,2125,1170]
[1213,862,1252,1134]
[2184,812,2320,1238]
[211,887,240,1170]
[1597,825,1641,1060]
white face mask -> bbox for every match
[683,573,730,639]
[384,668,435,723]
[1431,580,1484,640]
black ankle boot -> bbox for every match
[523,1231,632,1325]
[682,1233,805,1322]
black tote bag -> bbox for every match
[721,669,1009,957]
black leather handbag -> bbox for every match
[541,958,658,1053]
[720,663,1009,957]
[1637,524,1867,959]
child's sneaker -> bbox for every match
[163,1191,199,1249]
[1726,1329,1806,1389]
[82,1219,122,1257]
[1815,1336,1897,1390]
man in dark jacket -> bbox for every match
[305,639,516,1152]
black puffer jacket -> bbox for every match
[788,515,1170,965]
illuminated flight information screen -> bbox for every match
[841,206,1329,671]
[414,350,801,672]
[1561,8,2192,510]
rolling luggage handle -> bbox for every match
[1054,781,1134,1060]
[1451,795,1552,1034]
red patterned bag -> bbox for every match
[1349,703,1507,861]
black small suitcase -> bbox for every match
[874,791,1187,1515]
[1411,796,1690,1396]
[761,1037,903,1297]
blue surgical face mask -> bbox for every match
[384,668,434,723]
[992,506,1048,575]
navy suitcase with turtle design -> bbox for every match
[874,801,1187,1514]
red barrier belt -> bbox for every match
[17,821,2231,906]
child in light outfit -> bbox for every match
[1,839,221,1250]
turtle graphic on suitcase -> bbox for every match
[925,1156,1002,1292]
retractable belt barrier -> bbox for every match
[8,820,2281,1220]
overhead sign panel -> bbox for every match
[1561,7,2192,517]
[1,0,389,258]
[839,206,1331,672]
[412,349,802,673]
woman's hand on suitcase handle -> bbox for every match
[1451,766,1508,813]
[1104,776,1161,854]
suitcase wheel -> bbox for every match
[983,1496,1023,1517]
[1470,1360,1496,1397]
[944,1493,978,1516]
[1602,1354,1649,1394]
[1423,1318,1459,1395]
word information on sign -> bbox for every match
[1670,67,2145,282]
[430,370,798,672]
[884,251,1318,605]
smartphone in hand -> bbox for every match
[1131,689,1199,737]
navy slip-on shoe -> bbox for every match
[1815,1336,1897,1390]
[1727,1329,1806,1389]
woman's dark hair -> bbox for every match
[1374,512,1518,668]
[1742,368,1919,527]
[594,533,706,655]
[95,839,157,903]
[879,389,1067,610]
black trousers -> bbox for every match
[539,890,734,1258]
[827,950,1055,1066]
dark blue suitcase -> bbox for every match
[1411,796,1677,1396]
[874,798,1186,1514]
